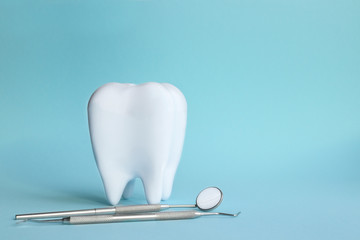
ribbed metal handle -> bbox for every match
[114,204,163,214]
[67,211,199,224]
[154,211,199,220]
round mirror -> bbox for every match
[196,187,223,211]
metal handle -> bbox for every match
[15,205,170,220]
[66,211,199,224]
[15,208,114,220]
[114,204,164,214]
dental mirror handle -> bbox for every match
[65,211,206,224]
[115,204,195,213]
[15,204,196,220]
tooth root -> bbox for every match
[122,179,136,199]
[161,167,177,200]
[102,173,131,206]
[141,169,164,204]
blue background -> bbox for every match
[1,0,359,239]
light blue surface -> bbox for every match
[1,0,359,239]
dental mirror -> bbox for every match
[195,186,223,211]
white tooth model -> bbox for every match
[88,82,187,205]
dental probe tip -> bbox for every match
[234,211,241,216]
[216,211,241,217]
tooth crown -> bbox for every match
[88,82,187,205]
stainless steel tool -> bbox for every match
[29,211,241,225]
[15,187,223,220]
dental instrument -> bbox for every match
[26,210,241,225]
[15,187,223,220]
